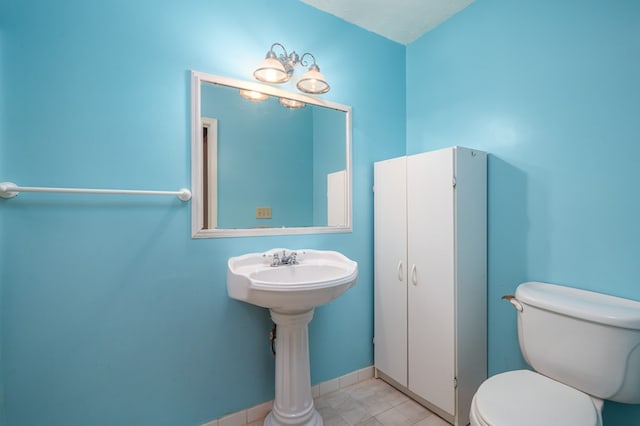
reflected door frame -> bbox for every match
[202,117,218,229]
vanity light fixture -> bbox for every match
[239,89,269,102]
[278,98,306,109]
[253,42,330,95]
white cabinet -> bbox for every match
[374,146,487,426]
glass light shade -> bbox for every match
[279,98,306,109]
[296,65,330,94]
[253,57,290,83]
[240,89,269,102]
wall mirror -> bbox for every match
[190,70,352,238]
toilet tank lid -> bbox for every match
[516,282,640,330]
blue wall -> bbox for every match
[0,4,6,421]
[1,2,8,421]
[0,0,406,425]
[407,0,640,423]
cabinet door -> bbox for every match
[407,149,456,416]
[374,157,408,387]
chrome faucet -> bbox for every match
[271,250,297,266]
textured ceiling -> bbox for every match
[300,0,474,45]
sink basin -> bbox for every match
[227,248,358,312]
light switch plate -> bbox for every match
[256,206,272,219]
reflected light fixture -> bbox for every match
[239,89,269,102]
[253,42,330,95]
[278,98,306,109]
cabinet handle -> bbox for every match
[397,261,404,282]
[411,264,417,286]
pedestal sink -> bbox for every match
[227,249,358,426]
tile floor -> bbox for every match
[249,378,451,426]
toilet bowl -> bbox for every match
[469,282,640,426]
[469,370,603,426]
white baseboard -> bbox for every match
[202,365,375,426]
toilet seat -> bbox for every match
[471,370,602,426]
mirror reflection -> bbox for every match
[191,71,352,238]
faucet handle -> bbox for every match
[271,252,281,266]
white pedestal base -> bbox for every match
[264,309,323,426]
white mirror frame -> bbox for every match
[190,70,353,238]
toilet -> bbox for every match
[470,281,640,426]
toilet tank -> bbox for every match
[515,281,640,404]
